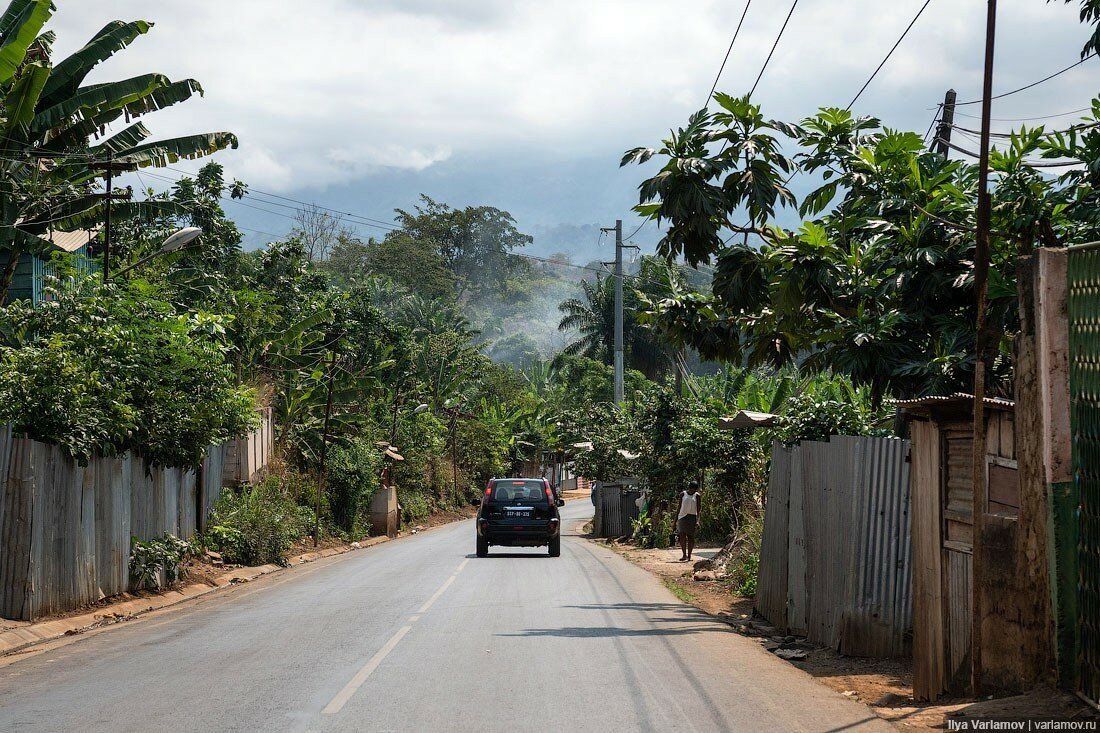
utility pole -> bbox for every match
[612,220,624,404]
[970,0,998,699]
[934,89,957,157]
[89,152,136,282]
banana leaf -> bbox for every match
[124,78,203,118]
[116,131,238,168]
[87,122,151,156]
[3,60,47,133]
[0,0,50,84]
[40,20,151,106]
[0,225,58,257]
[32,73,169,134]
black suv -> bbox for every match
[476,478,563,557]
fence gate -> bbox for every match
[1068,244,1100,704]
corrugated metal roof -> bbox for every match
[719,410,778,430]
[44,229,97,253]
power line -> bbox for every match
[938,137,1080,167]
[953,105,1094,122]
[133,161,687,291]
[846,0,934,110]
[705,0,754,107]
[750,0,799,96]
[946,120,1100,138]
[954,53,1097,106]
[923,104,944,143]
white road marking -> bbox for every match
[416,558,468,614]
[322,625,412,715]
[322,559,468,716]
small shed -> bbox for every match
[897,393,1019,701]
[1,229,97,304]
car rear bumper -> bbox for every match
[478,519,559,546]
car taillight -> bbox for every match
[485,484,492,497]
[545,487,554,502]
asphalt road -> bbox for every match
[0,502,891,732]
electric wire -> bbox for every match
[953,106,1094,122]
[846,0,934,110]
[705,0,754,107]
[954,53,1097,106]
[749,0,799,96]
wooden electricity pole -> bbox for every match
[971,0,998,699]
[934,89,957,157]
[89,152,136,281]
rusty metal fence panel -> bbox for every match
[841,436,913,658]
[0,434,235,620]
[756,435,913,657]
[756,442,791,629]
[803,438,856,650]
[199,444,226,532]
[787,447,808,635]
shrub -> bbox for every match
[776,392,887,446]
[205,477,314,566]
[0,279,257,466]
[328,439,382,535]
[400,490,432,524]
[728,507,765,597]
[130,534,192,591]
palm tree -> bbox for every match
[557,276,614,362]
[0,2,239,299]
[558,267,676,381]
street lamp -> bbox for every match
[108,227,202,280]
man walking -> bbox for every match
[676,481,701,562]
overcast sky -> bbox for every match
[49,1,1100,258]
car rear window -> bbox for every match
[491,480,548,504]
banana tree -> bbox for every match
[0,2,239,300]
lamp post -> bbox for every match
[108,227,202,280]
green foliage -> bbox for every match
[621,95,798,266]
[629,97,1100,403]
[205,477,314,566]
[0,278,257,465]
[394,194,532,298]
[776,390,889,446]
[0,4,237,301]
[327,438,383,535]
[129,534,192,591]
[728,508,764,597]
[400,490,432,524]
[557,258,681,379]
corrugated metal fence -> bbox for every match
[592,481,641,539]
[0,430,262,621]
[755,436,912,657]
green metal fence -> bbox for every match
[1068,245,1100,703]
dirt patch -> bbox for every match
[402,505,477,534]
[590,537,1093,731]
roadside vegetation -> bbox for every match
[2,0,1100,596]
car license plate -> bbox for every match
[505,508,531,518]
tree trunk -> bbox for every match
[0,243,25,304]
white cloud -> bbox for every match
[44,1,1100,225]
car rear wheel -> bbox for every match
[476,535,489,557]
[548,536,560,557]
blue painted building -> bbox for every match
[1,229,98,304]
